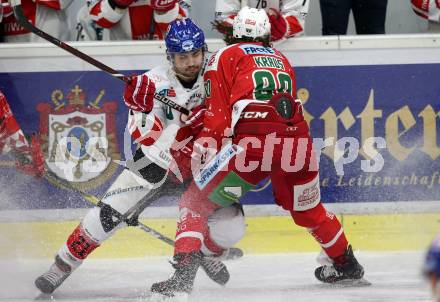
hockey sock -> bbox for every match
[308,211,348,259]
[58,224,100,269]
[174,208,208,255]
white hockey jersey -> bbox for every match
[88,0,189,40]
[127,64,205,170]
[215,0,309,38]
[0,0,74,42]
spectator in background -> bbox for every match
[76,0,104,41]
[0,0,74,42]
[213,0,309,43]
[76,0,190,41]
[319,0,388,35]
[423,235,440,302]
[411,0,440,33]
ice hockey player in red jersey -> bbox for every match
[0,90,44,177]
[214,0,309,42]
[0,0,74,42]
[78,0,190,40]
[150,6,365,299]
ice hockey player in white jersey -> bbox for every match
[213,0,309,42]
[0,0,74,42]
[34,18,243,295]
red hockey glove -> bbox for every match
[185,105,206,137]
[151,0,177,12]
[124,74,156,113]
[15,134,45,178]
[268,9,287,42]
[170,138,217,183]
[175,105,206,142]
[109,0,135,9]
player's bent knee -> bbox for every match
[82,205,125,242]
[291,203,326,228]
[208,205,246,248]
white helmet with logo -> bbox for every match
[233,6,271,39]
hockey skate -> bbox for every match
[225,247,244,260]
[314,245,370,286]
[35,255,72,294]
[151,252,202,300]
[200,256,230,285]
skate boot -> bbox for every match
[314,245,366,284]
[35,255,72,294]
[200,256,230,286]
[151,252,202,299]
[225,247,244,260]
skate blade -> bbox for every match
[150,292,189,302]
[331,278,372,287]
[34,292,55,300]
[225,247,243,260]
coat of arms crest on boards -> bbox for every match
[37,85,120,190]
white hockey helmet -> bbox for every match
[232,6,271,39]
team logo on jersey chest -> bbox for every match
[37,85,120,190]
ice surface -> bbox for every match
[0,251,431,302]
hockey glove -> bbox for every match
[124,74,156,113]
[176,105,206,141]
[151,0,177,12]
[14,134,45,178]
[268,9,287,42]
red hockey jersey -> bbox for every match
[202,42,296,142]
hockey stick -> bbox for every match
[148,9,155,40]
[45,171,244,259]
[8,0,190,116]
[49,172,244,260]
[45,170,176,246]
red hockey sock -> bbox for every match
[66,224,100,260]
[308,211,348,259]
[174,208,208,255]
